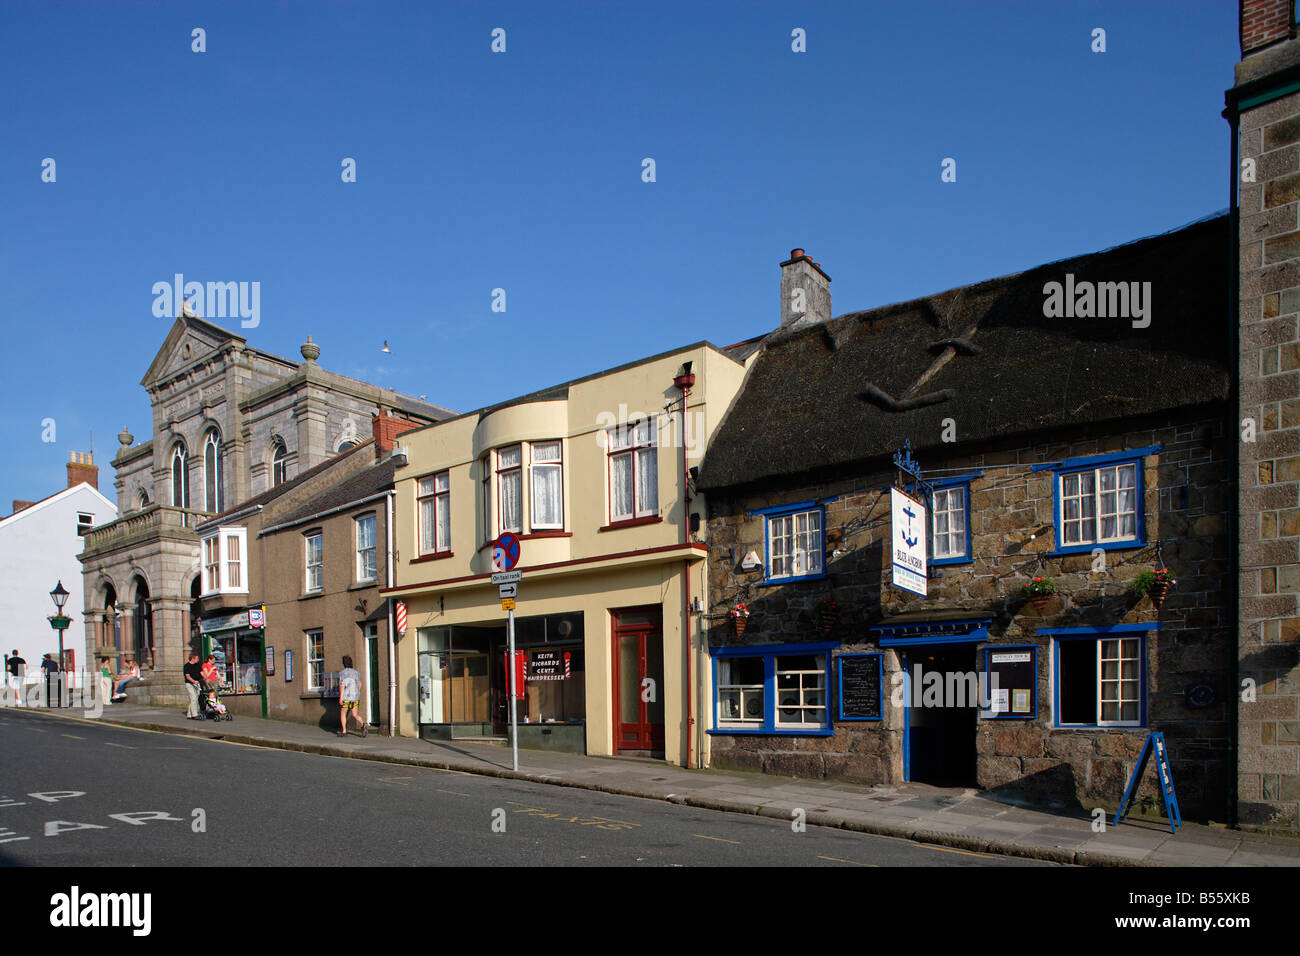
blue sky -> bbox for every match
[0,0,1236,510]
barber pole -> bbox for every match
[395,601,407,635]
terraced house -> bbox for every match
[697,220,1235,820]
[382,344,751,765]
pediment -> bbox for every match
[142,316,245,388]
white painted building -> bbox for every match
[0,458,116,693]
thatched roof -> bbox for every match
[697,214,1229,493]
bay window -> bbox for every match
[531,442,564,529]
[199,527,247,595]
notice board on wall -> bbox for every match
[837,654,883,721]
[984,646,1036,718]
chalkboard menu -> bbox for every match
[837,654,883,721]
[984,646,1037,719]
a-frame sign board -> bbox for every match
[1113,731,1182,834]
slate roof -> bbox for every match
[262,458,399,533]
[196,440,374,529]
[697,213,1230,493]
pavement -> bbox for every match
[13,700,1300,867]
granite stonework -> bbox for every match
[705,415,1233,821]
[1233,6,1300,830]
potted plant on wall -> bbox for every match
[816,596,838,632]
[1134,567,1177,609]
[729,603,751,636]
[1023,577,1056,615]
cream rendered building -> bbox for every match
[384,342,752,766]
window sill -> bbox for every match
[520,530,572,539]
[757,572,827,587]
[298,591,324,601]
[348,580,379,591]
[1046,539,1144,557]
[410,551,455,564]
[599,516,663,532]
[1053,723,1145,730]
[930,555,972,567]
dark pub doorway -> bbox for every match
[905,646,978,787]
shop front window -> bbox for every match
[207,630,263,694]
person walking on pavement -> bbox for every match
[183,653,203,719]
[5,650,26,707]
[338,655,366,737]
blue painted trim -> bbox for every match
[878,629,989,647]
[925,481,972,566]
[1029,445,1162,472]
[869,617,991,632]
[901,651,911,782]
[836,653,883,722]
[710,640,837,657]
[760,503,827,585]
[1050,632,1148,728]
[1047,455,1148,554]
[748,499,818,517]
[1038,623,1160,636]
[708,641,835,736]
[981,645,1038,720]
[925,471,983,487]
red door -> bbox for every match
[612,608,664,753]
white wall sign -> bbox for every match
[890,488,927,597]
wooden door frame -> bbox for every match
[610,606,664,754]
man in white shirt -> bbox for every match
[338,655,366,738]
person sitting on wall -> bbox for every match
[111,657,140,702]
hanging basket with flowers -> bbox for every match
[1134,568,1177,609]
[815,596,839,632]
[729,603,751,636]
[1023,577,1056,615]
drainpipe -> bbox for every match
[386,489,398,738]
[673,362,697,768]
[1225,101,1241,829]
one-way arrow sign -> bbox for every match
[498,583,518,599]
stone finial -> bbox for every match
[301,335,321,363]
[118,426,134,448]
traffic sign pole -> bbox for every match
[508,605,518,772]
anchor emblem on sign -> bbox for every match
[901,504,919,549]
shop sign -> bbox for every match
[200,610,249,634]
[528,649,572,681]
[248,607,265,628]
[890,488,927,597]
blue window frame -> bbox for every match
[925,475,977,566]
[749,500,831,584]
[1045,624,1153,728]
[709,641,835,735]
[1031,446,1158,556]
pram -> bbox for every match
[200,683,233,721]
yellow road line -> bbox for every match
[104,742,136,750]
[436,789,472,797]
[377,777,412,786]
[918,843,996,859]
[817,855,878,867]
[61,734,85,740]
[693,834,741,845]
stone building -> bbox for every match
[1229,0,1300,830]
[77,314,453,705]
[696,218,1235,820]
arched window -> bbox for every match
[203,429,223,513]
[338,440,358,453]
[136,488,150,511]
[271,438,288,487]
[170,443,189,508]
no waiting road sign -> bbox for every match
[493,532,521,572]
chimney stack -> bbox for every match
[1241,0,1295,56]
[371,409,420,460]
[67,451,97,490]
[779,248,832,330]
[11,500,35,515]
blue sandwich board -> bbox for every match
[1113,731,1182,834]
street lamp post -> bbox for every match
[48,580,71,708]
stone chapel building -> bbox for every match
[77,314,453,704]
